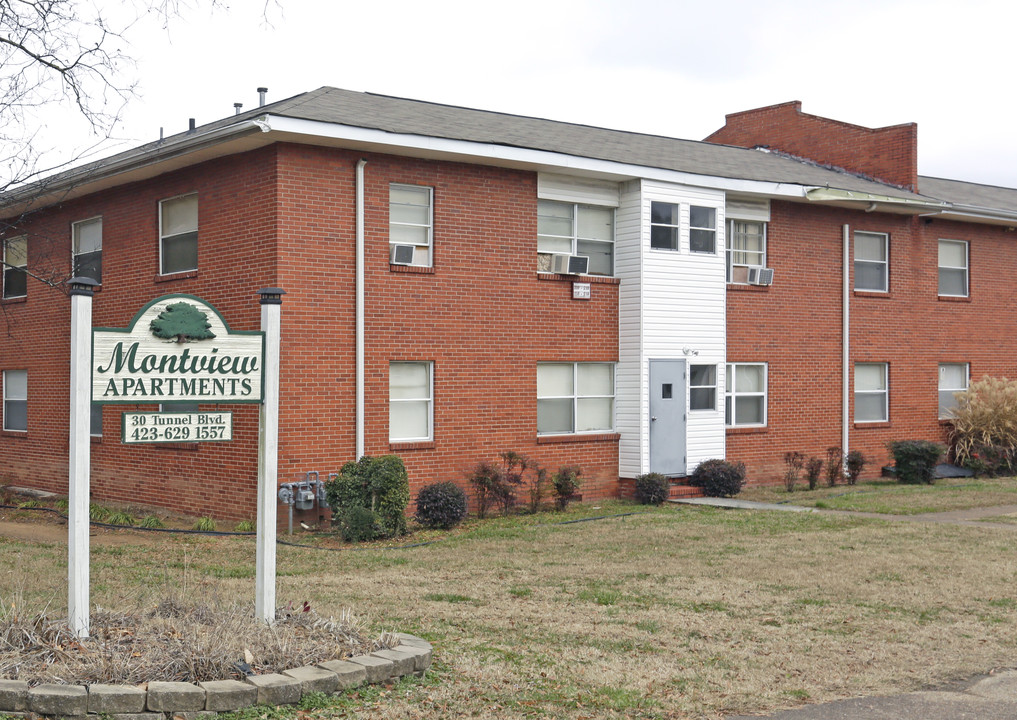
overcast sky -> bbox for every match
[44,0,1017,189]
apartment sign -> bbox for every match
[92,294,265,404]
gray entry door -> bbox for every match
[649,359,687,476]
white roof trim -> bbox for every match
[261,115,812,200]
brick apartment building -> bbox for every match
[1,89,1014,522]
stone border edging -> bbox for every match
[0,633,431,719]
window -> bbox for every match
[689,364,717,411]
[537,200,614,275]
[537,362,614,434]
[3,236,27,299]
[72,217,102,283]
[650,202,680,250]
[160,194,198,275]
[389,184,432,267]
[725,363,766,426]
[726,220,766,283]
[389,362,432,442]
[938,240,968,297]
[689,206,716,254]
[939,363,969,419]
[854,231,888,292]
[855,363,888,422]
[90,403,103,437]
[3,370,27,432]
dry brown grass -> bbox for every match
[3,500,1017,719]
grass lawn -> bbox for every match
[739,475,1017,515]
[3,497,1017,719]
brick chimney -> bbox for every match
[704,101,918,192]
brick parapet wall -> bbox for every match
[705,101,919,191]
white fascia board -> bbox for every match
[261,115,811,200]
[922,205,1017,226]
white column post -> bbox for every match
[255,287,284,624]
[68,277,97,638]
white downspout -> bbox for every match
[356,159,367,459]
[842,223,850,460]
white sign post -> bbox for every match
[255,288,284,624]
[68,278,97,638]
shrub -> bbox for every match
[950,377,1017,475]
[825,447,843,487]
[336,506,382,542]
[783,451,804,493]
[467,452,545,517]
[325,455,411,539]
[689,459,746,497]
[634,473,670,505]
[887,440,943,485]
[845,450,867,485]
[805,457,823,490]
[193,516,216,532]
[551,465,583,511]
[467,460,503,519]
[414,481,469,529]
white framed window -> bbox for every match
[726,220,766,283]
[689,206,716,254]
[854,231,888,292]
[159,193,198,275]
[725,363,767,427]
[689,364,717,411]
[389,362,432,442]
[3,236,27,299]
[3,369,27,432]
[938,363,969,420]
[389,184,433,267]
[72,217,102,284]
[938,239,968,297]
[90,403,103,437]
[537,200,614,276]
[537,362,615,434]
[650,201,680,251]
[855,362,888,423]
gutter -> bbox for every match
[805,187,949,213]
[0,119,271,213]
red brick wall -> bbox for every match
[0,143,621,523]
[705,101,919,191]
[726,201,1017,484]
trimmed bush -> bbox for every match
[325,455,410,539]
[689,459,746,497]
[551,465,583,511]
[887,440,943,485]
[634,472,670,505]
[336,506,383,542]
[825,447,843,487]
[414,481,469,530]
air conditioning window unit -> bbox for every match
[747,266,774,286]
[550,253,589,275]
[390,244,416,265]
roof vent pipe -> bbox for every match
[188,118,196,133]
[257,87,268,107]
[234,103,243,115]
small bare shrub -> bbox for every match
[805,457,823,490]
[783,452,804,492]
[825,447,843,487]
[845,450,867,485]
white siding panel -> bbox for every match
[639,179,727,474]
[538,173,621,207]
[615,180,643,477]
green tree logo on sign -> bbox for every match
[149,302,216,343]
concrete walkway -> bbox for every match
[727,670,1017,719]
[671,497,1017,530]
